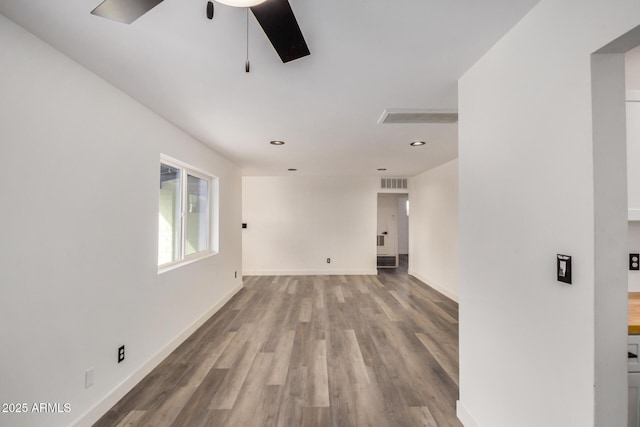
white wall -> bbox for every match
[627,45,640,90]
[0,16,242,427]
[397,195,409,255]
[627,101,640,219]
[242,176,378,275]
[457,2,640,427]
[408,159,459,301]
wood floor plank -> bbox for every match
[313,278,325,308]
[215,321,260,367]
[308,339,330,407]
[287,279,298,295]
[299,297,313,323]
[266,329,296,386]
[210,342,258,409]
[114,410,146,427]
[416,332,459,386]
[408,405,439,427]
[170,368,228,427]
[344,329,370,384]
[334,286,345,303]
[224,351,274,426]
[96,257,461,427]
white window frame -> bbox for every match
[158,154,218,273]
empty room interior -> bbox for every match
[3,0,640,426]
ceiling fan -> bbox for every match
[90,0,310,63]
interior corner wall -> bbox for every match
[242,176,378,275]
[457,1,640,427]
[0,15,242,427]
[408,159,459,301]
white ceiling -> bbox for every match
[0,0,540,176]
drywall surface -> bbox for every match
[242,176,378,275]
[627,45,640,90]
[397,194,409,255]
[0,15,242,427]
[628,101,640,218]
[457,1,640,426]
[408,159,459,301]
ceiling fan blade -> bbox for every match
[250,0,310,63]
[91,0,164,24]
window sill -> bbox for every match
[158,251,217,274]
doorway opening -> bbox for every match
[377,193,409,271]
[591,24,640,426]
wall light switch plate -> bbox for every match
[85,368,94,389]
[631,254,640,271]
[557,254,572,284]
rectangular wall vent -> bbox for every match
[377,235,385,247]
[378,109,458,124]
[381,178,407,189]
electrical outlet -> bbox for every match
[631,254,640,271]
[85,368,94,389]
[118,345,125,363]
[327,258,331,264]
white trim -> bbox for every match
[243,269,378,276]
[72,282,243,427]
[408,270,458,302]
[160,154,216,180]
[456,401,480,427]
[157,251,217,274]
[630,209,640,221]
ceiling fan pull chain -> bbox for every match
[245,8,250,72]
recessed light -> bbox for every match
[410,141,426,146]
[288,168,297,171]
[377,168,387,171]
[270,140,285,145]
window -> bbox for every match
[158,156,217,270]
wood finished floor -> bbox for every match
[95,259,461,427]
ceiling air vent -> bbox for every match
[378,109,458,124]
[381,178,407,190]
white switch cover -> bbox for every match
[85,368,94,389]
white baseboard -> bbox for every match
[244,269,378,276]
[408,270,458,302]
[630,209,640,221]
[73,282,243,427]
[457,400,480,427]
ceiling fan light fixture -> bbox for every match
[216,0,266,7]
